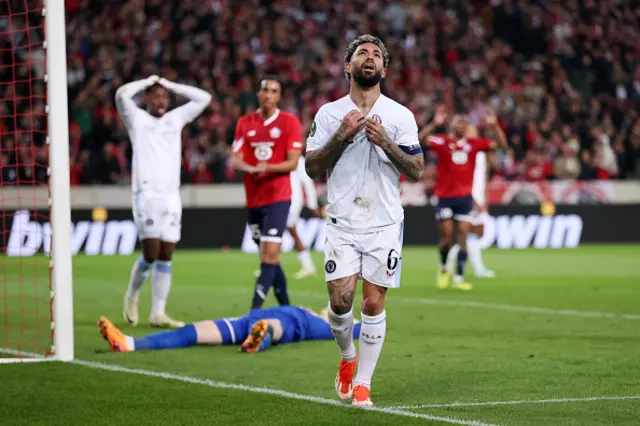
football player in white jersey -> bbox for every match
[305,34,423,407]
[446,122,496,278]
[115,75,212,328]
[288,155,320,279]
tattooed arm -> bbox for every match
[380,140,424,181]
[305,123,351,178]
[365,118,424,182]
[305,110,365,179]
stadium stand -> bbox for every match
[1,0,639,185]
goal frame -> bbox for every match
[0,0,74,363]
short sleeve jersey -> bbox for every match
[232,109,303,208]
[306,95,421,232]
[426,135,492,199]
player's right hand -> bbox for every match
[433,105,448,125]
[148,75,160,83]
[341,110,366,140]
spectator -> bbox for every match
[92,142,121,184]
[1,0,640,184]
[554,139,581,180]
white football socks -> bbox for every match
[327,305,356,362]
[297,250,315,270]
[467,234,486,273]
[151,261,172,317]
[126,257,151,301]
[354,310,387,389]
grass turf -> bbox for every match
[1,245,639,425]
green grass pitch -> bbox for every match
[1,245,639,425]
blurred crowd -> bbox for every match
[1,0,639,186]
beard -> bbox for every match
[351,66,383,88]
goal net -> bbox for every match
[0,0,73,362]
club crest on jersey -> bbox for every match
[451,151,468,164]
[371,114,382,124]
[269,127,282,139]
[252,142,274,161]
[248,130,257,137]
[325,260,336,273]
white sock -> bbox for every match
[125,335,135,350]
[354,310,386,389]
[126,257,151,301]
[327,305,356,362]
[151,261,172,317]
[297,250,314,270]
[447,244,460,271]
[467,235,485,273]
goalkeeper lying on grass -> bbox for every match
[98,306,361,353]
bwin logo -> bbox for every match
[478,214,583,250]
[6,210,138,256]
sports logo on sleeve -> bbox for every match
[309,121,316,137]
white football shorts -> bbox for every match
[132,191,182,243]
[323,221,404,288]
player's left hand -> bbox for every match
[365,118,391,149]
[311,208,321,217]
[484,110,498,126]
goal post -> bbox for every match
[46,0,74,361]
[0,0,73,362]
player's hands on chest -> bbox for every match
[340,110,392,148]
[341,110,366,141]
[364,117,391,148]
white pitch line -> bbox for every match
[391,395,640,410]
[0,349,496,426]
[286,290,640,321]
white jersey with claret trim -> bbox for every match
[306,94,420,233]
[115,79,211,194]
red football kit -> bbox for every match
[232,109,303,208]
[427,135,492,198]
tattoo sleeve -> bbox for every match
[305,123,351,178]
[381,137,424,182]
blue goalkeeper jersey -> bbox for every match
[213,306,361,345]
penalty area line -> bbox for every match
[390,395,640,410]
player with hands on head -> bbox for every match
[305,34,423,408]
[115,75,212,329]
[446,115,498,279]
[420,106,507,291]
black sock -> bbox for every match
[252,263,276,309]
[273,264,290,306]
[439,245,450,268]
[456,250,468,277]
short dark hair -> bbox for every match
[146,83,166,94]
[259,75,282,90]
[344,34,390,68]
